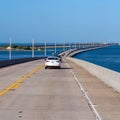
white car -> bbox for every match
[45,56,61,69]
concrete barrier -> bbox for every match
[68,57,120,93]
[67,46,109,57]
[0,57,45,68]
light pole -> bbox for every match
[32,39,34,58]
[44,41,46,56]
[55,41,56,55]
[9,37,12,60]
[63,42,65,51]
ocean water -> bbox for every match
[0,48,63,60]
[74,45,120,73]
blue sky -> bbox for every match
[0,0,120,43]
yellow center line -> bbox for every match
[0,64,44,96]
[13,83,21,89]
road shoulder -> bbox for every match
[66,58,120,120]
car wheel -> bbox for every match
[58,66,61,69]
[45,66,47,69]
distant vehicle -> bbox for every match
[45,56,61,69]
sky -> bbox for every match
[0,0,120,43]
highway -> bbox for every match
[0,58,120,120]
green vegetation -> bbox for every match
[11,45,31,50]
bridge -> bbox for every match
[0,45,120,120]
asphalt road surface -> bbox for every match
[0,58,120,120]
[0,59,95,120]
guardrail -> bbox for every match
[0,57,45,68]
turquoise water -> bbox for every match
[74,45,120,73]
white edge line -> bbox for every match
[66,62,102,120]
